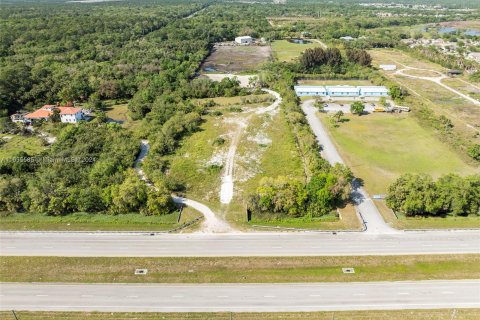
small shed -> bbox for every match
[447,70,462,76]
[235,36,253,45]
[379,64,397,71]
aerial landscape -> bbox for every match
[0,0,479,319]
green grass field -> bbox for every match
[272,39,323,62]
[319,113,479,195]
[0,210,201,231]
[0,134,46,159]
[370,48,480,145]
[2,255,478,284]
[3,310,479,320]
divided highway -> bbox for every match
[2,280,479,312]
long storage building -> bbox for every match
[294,85,389,97]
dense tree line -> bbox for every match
[386,173,480,216]
[0,122,173,216]
[249,164,353,218]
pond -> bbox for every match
[288,38,312,45]
[438,27,480,36]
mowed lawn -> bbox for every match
[272,40,323,62]
[319,113,479,194]
[0,134,46,159]
[4,310,480,320]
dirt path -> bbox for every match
[219,89,282,204]
[394,65,480,106]
[309,38,328,49]
[134,140,234,233]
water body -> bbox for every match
[203,66,217,72]
[438,27,480,36]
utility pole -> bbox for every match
[11,310,19,320]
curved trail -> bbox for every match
[301,100,398,234]
[134,140,233,233]
[394,64,480,106]
[134,89,281,232]
[220,88,282,204]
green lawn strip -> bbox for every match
[2,310,479,320]
[2,255,478,283]
[272,39,323,62]
[0,211,202,231]
[0,134,46,159]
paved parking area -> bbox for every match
[320,101,378,113]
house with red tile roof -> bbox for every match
[23,105,85,124]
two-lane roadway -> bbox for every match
[1,280,479,312]
[1,231,479,257]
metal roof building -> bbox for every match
[294,85,389,97]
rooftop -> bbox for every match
[25,105,82,119]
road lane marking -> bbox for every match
[216,295,229,298]
[309,294,322,297]
[172,295,184,298]
[36,294,48,297]
[126,295,138,298]
[398,292,410,295]
[263,295,276,298]
[353,293,366,296]
[81,295,93,297]
[441,291,454,294]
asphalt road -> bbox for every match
[1,280,479,312]
[1,231,479,257]
[301,100,397,234]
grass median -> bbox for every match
[2,309,480,320]
[1,255,479,284]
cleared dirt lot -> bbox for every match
[201,45,272,73]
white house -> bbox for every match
[24,105,84,124]
[235,36,253,45]
[294,85,389,97]
[10,113,28,123]
[379,64,397,71]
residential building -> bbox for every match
[24,105,84,124]
[10,113,28,123]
